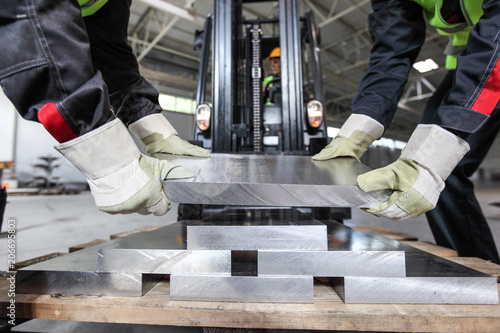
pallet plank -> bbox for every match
[0,278,499,332]
[351,226,418,241]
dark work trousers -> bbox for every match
[0,0,115,137]
[83,0,162,126]
[422,70,500,264]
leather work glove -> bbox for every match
[56,119,194,215]
[129,114,210,158]
[357,124,470,221]
[312,114,384,161]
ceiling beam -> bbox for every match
[135,0,205,27]
[318,0,370,28]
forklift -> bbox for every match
[178,0,350,222]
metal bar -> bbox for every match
[160,154,392,207]
[305,9,328,134]
[251,23,262,152]
[333,277,499,304]
[212,0,233,152]
[16,209,499,304]
[170,274,314,303]
[258,251,405,277]
[279,0,304,151]
[186,209,328,250]
[98,249,231,275]
[195,15,212,106]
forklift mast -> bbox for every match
[180,0,350,222]
[193,0,328,155]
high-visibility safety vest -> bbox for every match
[411,0,483,69]
[79,0,109,17]
[263,74,279,105]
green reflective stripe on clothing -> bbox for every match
[263,75,275,104]
[411,0,483,69]
[263,75,274,87]
[78,0,108,16]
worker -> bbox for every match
[0,0,209,216]
[313,0,500,263]
[262,47,281,104]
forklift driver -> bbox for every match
[262,47,281,104]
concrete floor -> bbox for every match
[1,183,500,332]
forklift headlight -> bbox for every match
[196,104,211,131]
[306,100,323,128]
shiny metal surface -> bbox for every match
[187,209,327,250]
[98,249,231,274]
[17,209,499,304]
[258,251,405,277]
[15,235,158,296]
[333,277,499,304]
[323,224,499,304]
[16,270,156,297]
[16,224,188,296]
[170,274,314,303]
[159,154,391,207]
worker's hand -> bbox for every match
[90,154,193,215]
[357,125,469,221]
[130,114,210,158]
[56,119,194,216]
[142,134,210,158]
[312,114,384,161]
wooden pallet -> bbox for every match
[1,226,499,332]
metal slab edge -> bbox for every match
[187,225,327,250]
[331,276,499,304]
[16,270,148,297]
[98,249,231,274]
[258,250,406,277]
[170,274,314,303]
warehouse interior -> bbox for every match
[1,0,500,332]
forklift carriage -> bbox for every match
[179,0,350,222]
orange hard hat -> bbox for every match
[266,47,280,61]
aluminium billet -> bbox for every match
[159,153,391,207]
[332,276,498,304]
[16,223,187,296]
[258,250,406,277]
[186,208,328,250]
[170,274,314,303]
[16,209,499,304]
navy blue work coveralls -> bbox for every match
[0,0,161,142]
[353,0,500,262]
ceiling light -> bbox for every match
[413,59,439,73]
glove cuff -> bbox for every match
[129,113,178,140]
[338,114,384,141]
[55,119,140,179]
[401,124,470,180]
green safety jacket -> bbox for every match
[79,0,109,17]
[411,0,483,69]
[353,0,500,134]
[263,74,279,104]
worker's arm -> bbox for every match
[313,0,426,161]
[358,124,469,221]
[358,0,500,221]
[351,0,427,129]
[56,118,194,216]
[432,0,500,137]
[129,114,210,158]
